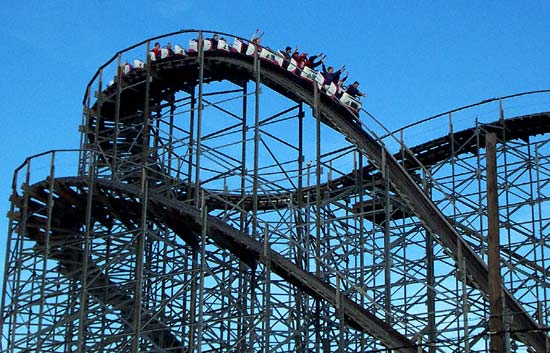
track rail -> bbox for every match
[88,48,550,211]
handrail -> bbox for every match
[83,29,259,105]
[383,89,550,139]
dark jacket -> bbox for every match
[346,85,362,98]
[321,64,343,85]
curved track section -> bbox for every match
[16,176,418,352]
[400,111,550,170]
[287,111,550,211]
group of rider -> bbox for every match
[254,29,367,100]
[147,31,367,100]
[286,50,365,99]
[151,41,174,59]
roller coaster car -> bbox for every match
[286,58,299,74]
[259,48,284,66]
[217,39,230,52]
[203,39,213,51]
[300,66,317,82]
[188,39,213,52]
[232,38,244,54]
[134,59,145,69]
[174,45,186,55]
[325,83,339,97]
[245,43,257,56]
[315,72,325,86]
[188,39,198,53]
[121,63,132,75]
[340,92,362,112]
[315,73,338,97]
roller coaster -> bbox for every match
[2,29,550,352]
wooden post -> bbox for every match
[487,133,505,352]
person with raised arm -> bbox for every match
[345,81,366,98]
[250,28,264,45]
[305,52,325,69]
[321,63,345,86]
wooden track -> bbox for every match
[13,34,550,351]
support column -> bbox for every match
[248,42,262,353]
[132,169,149,353]
[313,83,322,353]
[112,53,122,178]
[487,132,506,353]
[383,152,392,325]
[357,151,366,352]
[295,102,306,352]
[78,86,92,176]
[197,192,208,353]
[194,31,205,207]
[424,168,436,353]
[35,153,56,352]
[263,226,272,353]
[167,93,175,189]
[187,90,195,199]
[237,79,248,353]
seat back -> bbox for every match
[340,92,362,111]
[218,39,230,52]
[300,66,318,81]
[174,45,185,55]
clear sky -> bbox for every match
[0,1,548,271]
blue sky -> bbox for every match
[0,1,548,267]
